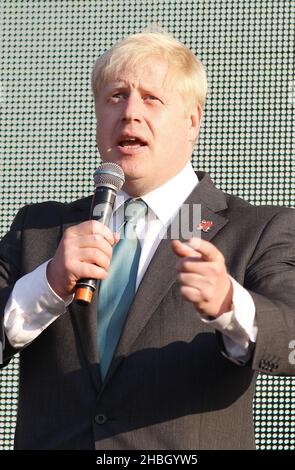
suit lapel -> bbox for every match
[104,172,229,383]
[70,295,102,392]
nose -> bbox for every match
[122,94,142,123]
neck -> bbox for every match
[123,163,192,197]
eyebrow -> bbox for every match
[110,80,129,87]
[108,81,164,96]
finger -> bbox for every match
[186,238,223,262]
[172,239,202,258]
[179,285,202,304]
[76,247,112,271]
[178,272,208,289]
[66,220,116,244]
[74,262,109,282]
[91,221,117,243]
[113,232,121,244]
[173,238,223,263]
[177,259,216,275]
[73,234,114,258]
[176,256,204,272]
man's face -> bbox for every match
[95,58,202,196]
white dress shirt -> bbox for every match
[4,162,257,361]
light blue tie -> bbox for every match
[97,198,148,380]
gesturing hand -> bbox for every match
[172,238,233,318]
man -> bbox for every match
[0,31,294,450]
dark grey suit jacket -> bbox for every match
[0,172,294,449]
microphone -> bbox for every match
[74,162,125,305]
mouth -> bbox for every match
[117,136,147,150]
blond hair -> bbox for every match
[91,31,207,112]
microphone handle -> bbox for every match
[74,186,117,305]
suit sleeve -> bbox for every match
[231,208,295,375]
[0,206,30,365]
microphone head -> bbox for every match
[93,162,125,192]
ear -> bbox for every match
[94,95,100,119]
[188,104,203,143]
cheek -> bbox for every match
[95,125,102,145]
[96,119,109,143]
[155,122,178,148]
[96,131,108,156]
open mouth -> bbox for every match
[118,137,147,149]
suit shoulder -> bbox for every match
[224,191,294,222]
[11,196,92,230]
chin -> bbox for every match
[118,157,148,177]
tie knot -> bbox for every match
[124,198,148,226]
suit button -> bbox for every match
[95,414,107,425]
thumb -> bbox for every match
[113,232,121,244]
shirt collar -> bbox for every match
[113,161,198,227]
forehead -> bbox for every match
[103,58,172,92]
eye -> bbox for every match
[143,94,164,105]
[144,95,159,101]
[110,92,127,101]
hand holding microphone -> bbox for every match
[46,163,125,305]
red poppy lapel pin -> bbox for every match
[198,219,214,232]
